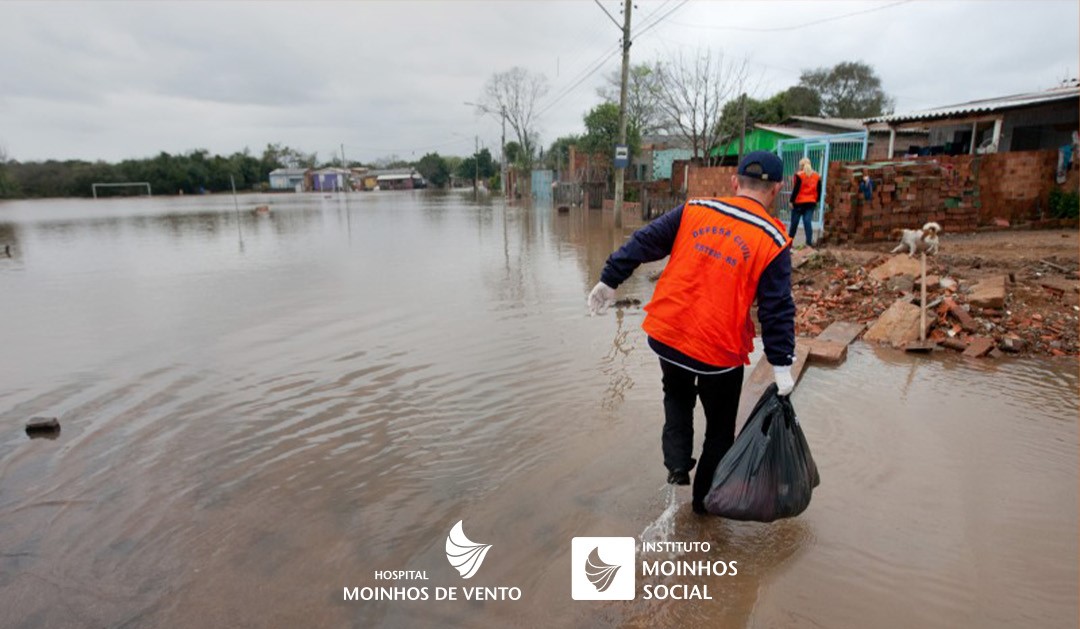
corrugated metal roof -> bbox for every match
[867,84,1080,124]
[787,116,865,131]
[269,168,308,175]
[755,124,824,138]
[784,116,928,135]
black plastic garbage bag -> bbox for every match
[704,384,819,522]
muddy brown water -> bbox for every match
[1,192,1076,628]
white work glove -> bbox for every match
[587,281,617,316]
[773,364,795,396]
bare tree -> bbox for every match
[479,67,549,169]
[654,49,751,163]
[597,63,664,137]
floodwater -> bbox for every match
[0,191,1076,628]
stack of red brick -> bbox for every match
[825,160,979,244]
[684,165,737,199]
[824,149,1065,244]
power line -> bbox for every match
[632,0,690,40]
[666,0,913,33]
[592,0,622,29]
[535,1,684,120]
[535,43,622,117]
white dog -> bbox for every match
[891,221,941,257]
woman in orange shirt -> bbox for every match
[789,157,821,247]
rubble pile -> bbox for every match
[789,250,1080,358]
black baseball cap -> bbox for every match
[737,151,784,182]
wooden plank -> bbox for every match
[735,341,811,433]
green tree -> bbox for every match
[456,148,496,181]
[544,135,580,171]
[579,102,641,169]
[798,61,893,118]
[0,145,19,198]
[715,86,822,146]
[502,142,524,168]
[416,152,451,188]
[597,63,664,136]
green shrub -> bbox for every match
[1049,188,1080,219]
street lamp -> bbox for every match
[465,101,507,199]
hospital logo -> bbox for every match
[571,537,635,600]
[445,520,492,579]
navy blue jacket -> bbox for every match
[600,199,796,368]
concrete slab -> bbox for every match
[816,321,865,347]
[863,298,922,348]
[735,341,811,433]
[869,254,922,282]
[806,339,848,363]
[968,276,1007,309]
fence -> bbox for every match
[776,131,868,237]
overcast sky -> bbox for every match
[1,1,1076,164]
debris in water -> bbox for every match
[25,417,60,439]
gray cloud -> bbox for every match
[0,1,1076,163]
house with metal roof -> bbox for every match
[268,168,309,191]
[711,124,823,161]
[866,81,1079,156]
[782,116,929,159]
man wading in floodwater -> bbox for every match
[588,151,797,515]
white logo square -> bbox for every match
[571,537,635,600]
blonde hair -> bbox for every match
[799,158,815,176]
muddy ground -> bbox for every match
[794,229,1079,358]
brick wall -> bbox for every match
[825,149,1065,243]
[685,164,737,198]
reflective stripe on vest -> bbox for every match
[642,196,791,367]
[793,172,820,205]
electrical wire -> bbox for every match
[665,0,913,33]
[535,44,622,117]
[632,0,690,40]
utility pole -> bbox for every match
[737,94,747,166]
[613,0,632,229]
[474,135,479,196]
[500,110,507,200]
[341,143,348,192]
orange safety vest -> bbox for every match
[642,197,791,367]
[793,172,820,205]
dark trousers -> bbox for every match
[659,359,744,504]
[788,203,815,245]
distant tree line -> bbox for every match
[0,143,323,199]
[0,141,507,198]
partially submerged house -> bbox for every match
[309,168,350,192]
[371,168,426,191]
[268,168,309,192]
[866,81,1080,156]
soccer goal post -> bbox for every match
[91,182,152,199]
